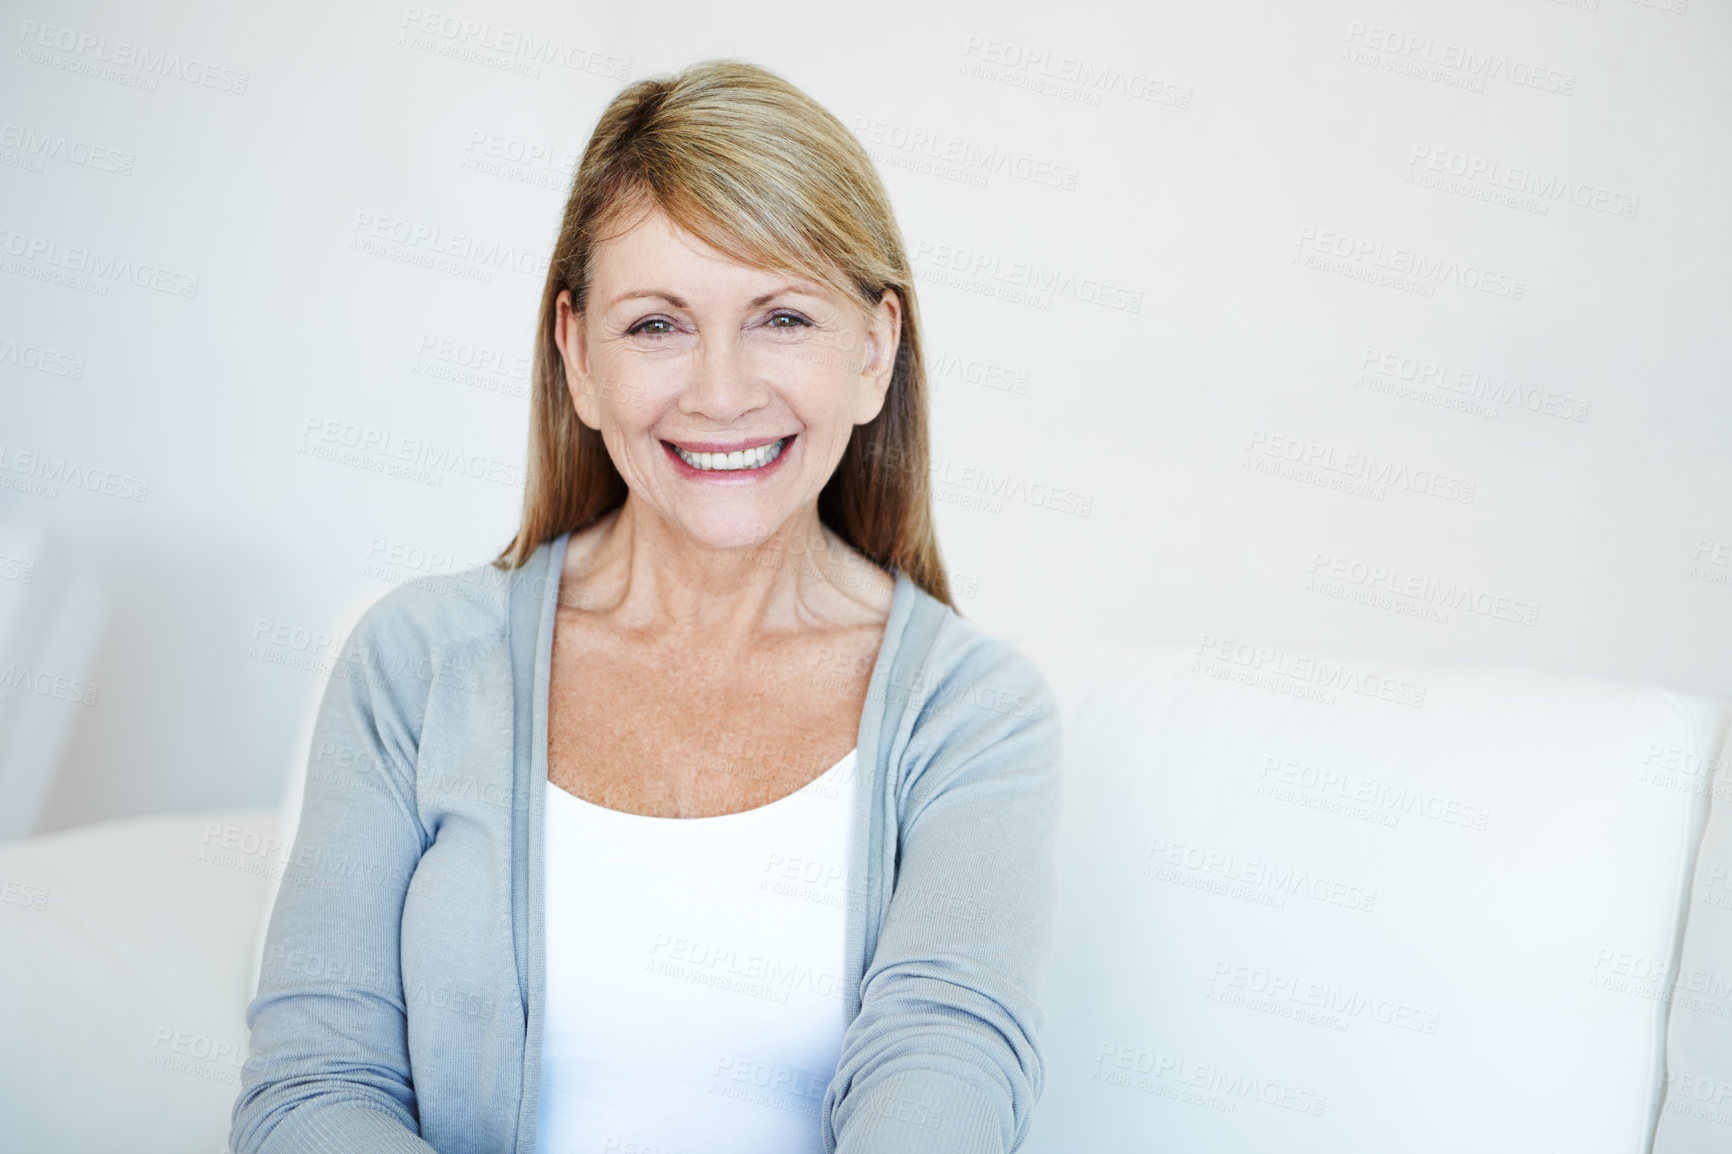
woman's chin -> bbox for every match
[665,503,799,555]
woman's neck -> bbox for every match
[555,497,892,644]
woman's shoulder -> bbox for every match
[895,576,1058,731]
[340,559,516,661]
[886,579,1063,810]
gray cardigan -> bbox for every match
[231,531,1064,1154]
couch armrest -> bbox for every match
[0,808,278,1153]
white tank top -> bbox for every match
[535,748,859,1154]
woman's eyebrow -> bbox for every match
[607,284,826,310]
[610,289,690,309]
[749,283,826,306]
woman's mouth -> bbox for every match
[661,435,794,476]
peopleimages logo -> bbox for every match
[1244,430,1477,504]
[930,455,1093,517]
[397,7,630,79]
[1092,1041,1328,1116]
[851,116,1081,191]
[1208,960,1443,1034]
[0,334,84,379]
[0,227,201,298]
[1295,227,1525,300]
[1407,145,1640,220]
[0,663,100,707]
[348,211,547,280]
[957,36,1193,110]
[1257,755,1492,831]
[910,238,1143,313]
[1357,347,1589,423]
[1307,551,1539,627]
[0,123,135,175]
[14,19,251,94]
[1343,21,1576,95]
[1142,836,1379,914]
[298,415,525,490]
[1194,632,1429,709]
[0,442,150,502]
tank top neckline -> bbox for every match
[546,746,858,824]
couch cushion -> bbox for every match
[0,514,109,838]
[1015,640,1726,1154]
[0,808,278,1153]
[1653,720,1732,1151]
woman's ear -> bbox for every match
[854,288,901,425]
[555,290,601,430]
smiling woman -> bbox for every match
[232,58,1064,1154]
[498,54,949,602]
[544,204,903,573]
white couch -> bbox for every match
[3,630,1729,1153]
[0,515,109,840]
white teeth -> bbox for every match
[674,437,787,472]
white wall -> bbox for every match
[2,0,1727,831]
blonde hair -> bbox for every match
[493,57,952,607]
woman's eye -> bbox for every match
[767,312,810,329]
[629,318,673,336]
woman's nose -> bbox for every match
[678,333,769,421]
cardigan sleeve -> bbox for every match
[230,596,441,1154]
[823,631,1066,1154]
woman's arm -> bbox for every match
[230,599,441,1154]
[823,633,1065,1154]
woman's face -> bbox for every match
[554,205,900,552]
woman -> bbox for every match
[233,58,1063,1154]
